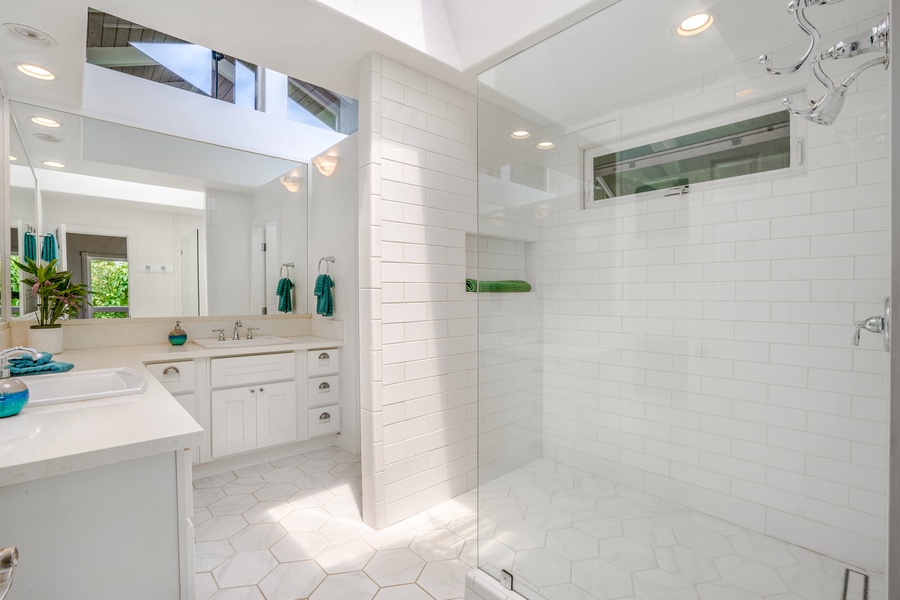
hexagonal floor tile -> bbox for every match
[497,469,535,486]
[675,525,735,558]
[417,559,471,600]
[730,532,798,568]
[288,488,335,509]
[194,472,237,489]
[364,548,426,586]
[480,497,526,522]
[494,520,547,551]
[623,518,677,548]
[305,447,339,459]
[715,555,789,597]
[533,472,574,492]
[539,583,597,600]
[573,510,623,539]
[322,494,363,520]
[525,504,573,530]
[330,461,362,478]
[263,467,303,483]
[270,454,309,468]
[552,489,596,513]
[223,477,267,496]
[195,540,235,572]
[327,476,363,496]
[229,523,287,552]
[509,484,552,506]
[253,482,299,502]
[595,496,641,519]
[243,501,293,525]
[547,528,600,561]
[448,512,476,539]
[209,494,260,517]
[404,507,454,531]
[574,477,617,498]
[778,564,844,600]
[270,531,330,563]
[302,458,337,473]
[598,536,657,572]
[633,568,701,600]
[373,584,433,600]
[310,572,378,600]
[656,545,720,583]
[478,538,515,572]
[194,487,226,508]
[212,550,278,588]
[409,528,466,561]
[295,472,337,490]
[209,586,265,600]
[316,539,376,573]
[195,515,249,542]
[696,579,764,600]
[571,557,633,599]
[320,516,370,541]
[279,507,332,532]
[513,548,571,588]
[460,539,477,567]
[258,561,325,600]
[232,463,274,478]
[332,450,359,464]
[364,521,418,550]
[195,572,217,600]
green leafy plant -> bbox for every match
[90,260,128,318]
[14,258,91,327]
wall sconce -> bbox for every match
[312,155,338,176]
[279,174,302,192]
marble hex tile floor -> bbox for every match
[192,446,475,600]
[478,458,886,600]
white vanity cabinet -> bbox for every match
[307,348,341,437]
[210,352,297,458]
[145,360,201,464]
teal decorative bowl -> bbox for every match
[0,388,29,418]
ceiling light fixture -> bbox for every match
[9,155,18,162]
[31,116,60,128]
[279,174,301,192]
[510,130,531,139]
[536,141,556,150]
[2,23,57,47]
[16,63,56,80]
[34,133,64,143]
[677,13,714,36]
[42,161,65,168]
[312,155,339,176]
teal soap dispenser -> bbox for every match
[0,348,41,418]
[168,321,187,346]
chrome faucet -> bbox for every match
[0,546,18,600]
[0,347,42,377]
[232,320,243,341]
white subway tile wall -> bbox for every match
[360,54,479,528]
[477,11,890,575]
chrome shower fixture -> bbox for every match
[759,0,889,126]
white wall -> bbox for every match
[309,134,359,452]
[359,53,478,527]
[207,189,252,316]
[480,13,890,572]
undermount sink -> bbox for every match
[26,367,147,407]
[193,336,293,349]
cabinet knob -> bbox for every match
[249,388,256,393]
[162,366,180,375]
[259,387,264,393]
[319,382,330,391]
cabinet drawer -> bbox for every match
[307,375,340,408]
[307,348,340,377]
[211,352,295,388]
[146,360,195,394]
[308,405,340,437]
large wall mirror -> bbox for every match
[9,110,38,320]
[9,100,309,320]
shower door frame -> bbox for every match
[888,0,899,592]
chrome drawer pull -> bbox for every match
[163,366,180,375]
[319,382,331,391]
[318,352,330,361]
[319,412,331,423]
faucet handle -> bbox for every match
[246,327,260,340]
[212,328,226,342]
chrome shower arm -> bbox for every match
[784,55,888,125]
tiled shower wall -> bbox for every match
[532,19,890,571]
[358,53,479,527]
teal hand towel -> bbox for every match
[276,277,294,313]
[314,274,334,317]
[9,361,74,375]
[41,233,57,262]
[9,352,53,367]
[23,232,37,261]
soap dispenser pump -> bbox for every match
[168,321,187,346]
[0,347,41,418]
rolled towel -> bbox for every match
[465,279,532,293]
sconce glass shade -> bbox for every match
[279,175,301,192]
[312,154,338,176]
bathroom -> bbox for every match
[0,0,896,599]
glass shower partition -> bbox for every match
[476,1,891,599]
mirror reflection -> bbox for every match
[9,101,309,319]
[9,112,38,319]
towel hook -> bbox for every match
[281,262,294,278]
[318,256,335,275]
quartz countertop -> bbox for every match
[0,335,342,487]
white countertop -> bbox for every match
[0,336,342,487]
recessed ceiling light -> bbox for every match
[536,141,555,150]
[9,155,18,161]
[42,160,65,168]
[34,133,64,143]
[736,88,754,98]
[2,23,57,47]
[677,13,714,36]
[511,130,531,139]
[31,116,61,128]
[16,63,56,80]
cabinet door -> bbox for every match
[175,392,201,465]
[257,381,297,449]
[211,388,257,458]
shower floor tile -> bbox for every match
[479,459,885,600]
[193,446,474,600]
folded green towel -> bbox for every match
[9,361,74,375]
[276,277,294,313]
[465,279,532,293]
[314,274,334,317]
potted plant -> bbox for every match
[14,258,91,354]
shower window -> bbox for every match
[586,109,793,203]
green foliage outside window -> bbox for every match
[90,260,128,319]
[9,257,19,306]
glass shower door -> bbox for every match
[476,0,891,598]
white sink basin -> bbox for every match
[193,336,293,349]
[26,367,147,407]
